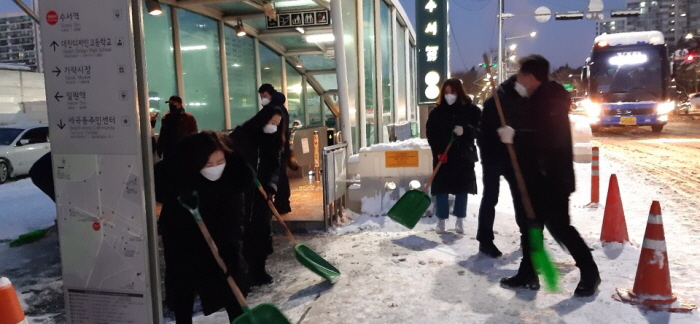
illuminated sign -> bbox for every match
[416,0,448,104]
[609,52,648,66]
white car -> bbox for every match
[0,124,50,184]
[689,93,700,114]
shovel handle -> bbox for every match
[178,193,249,308]
[423,139,454,193]
[256,183,298,245]
[482,53,536,221]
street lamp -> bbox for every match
[686,33,694,40]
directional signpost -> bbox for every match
[39,0,159,323]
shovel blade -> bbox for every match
[294,244,341,283]
[387,189,431,229]
[231,304,291,324]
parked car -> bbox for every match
[0,124,50,184]
[688,93,700,114]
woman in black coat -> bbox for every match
[426,78,482,234]
[155,131,254,324]
[228,105,284,286]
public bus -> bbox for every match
[581,31,674,132]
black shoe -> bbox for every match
[479,242,503,258]
[574,275,601,297]
[250,271,273,287]
[500,274,540,290]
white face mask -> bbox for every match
[200,163,226,181]
[263,124,278,134]
[444,94,457,105]
[260,97,271,106]
[514,82,529,98]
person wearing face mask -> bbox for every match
[425,78,482,234]
[258,84,300,215]
[156,95,198,160]
[154,131,254,324]
[474,75,529,258]
[497,55,600,297]
[228,105,285,286]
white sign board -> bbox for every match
[41,0,139,155]
[40,1,156,323]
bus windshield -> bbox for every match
[589,49,663,102]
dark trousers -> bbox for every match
[476,161,524,243]
[274,163,292,214]
[516,187,598,278]
[243,193,274,270]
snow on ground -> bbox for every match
[2,144,699,323]
[187,155,699,323]
[0,178,56,241]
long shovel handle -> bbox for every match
[254,180,298,245]
[423,137,455,193]
[178,194,249,309]
[482,53,536,221]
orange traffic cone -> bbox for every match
[600,174,629,243]
[0,277,28,324]
[613,201,696,312]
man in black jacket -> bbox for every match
[497,55,600,297]
[476,75,526,258]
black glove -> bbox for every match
[263,185,276,200]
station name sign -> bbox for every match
[416,0,448,104]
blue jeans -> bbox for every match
[435,193,467,220]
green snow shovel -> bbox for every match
[482,53,558,292]
[9,227,51,247]
[255,180,341,283]
[178,192,291,324]
[386,136,455,229]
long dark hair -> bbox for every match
[239,105,285,151]
[436,78,472,106]
[176,131,232,181]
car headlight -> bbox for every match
[656,101,675,115]
[581,99,602,117]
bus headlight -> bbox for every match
[656,101,675,115]
[581,99,602,117]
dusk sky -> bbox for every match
[2,0,629,71]
[399,0,628,72]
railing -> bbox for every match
[322,142,348,230]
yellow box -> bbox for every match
[385,151,420,168]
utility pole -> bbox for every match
[497,0,504,83]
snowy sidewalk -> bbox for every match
[2,149,700,323]
[192,160,700,323]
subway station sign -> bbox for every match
[416,0,448,104]
[267,10,330,29]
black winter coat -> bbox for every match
[228,123,281,259]
[477,76,526,165]
[154,152,254,315]
[512,80,576,196]
[426,102,482,195]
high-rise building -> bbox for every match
[624,1,700,45]
[0,12,39,71]
[596,18,628,35]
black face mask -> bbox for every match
[168,104,178,112]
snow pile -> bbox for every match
[358,138,430,152]
[0,179,55,240]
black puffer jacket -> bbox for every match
[477,75,526,164]
[512,80,575,195]
[155,151,254,315]
[426,102,482,195]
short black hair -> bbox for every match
[258,83,276,95]
[518,54,549,82]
